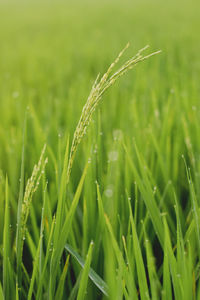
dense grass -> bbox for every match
[0,0,200,299]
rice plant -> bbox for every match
[0,1,200,299]
[67,44,161,182]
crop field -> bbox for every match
[0,0,200,299]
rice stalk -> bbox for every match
[21,145,48,238]
[16,144,48,283]
[66,44,161,182]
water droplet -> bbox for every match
[104,185,113,198]
[12,91,19,98]
[170,88,175,94]
[154,109,159,117]
[113,129,123,141]
[108,151,118,162]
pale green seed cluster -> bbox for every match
[21,145,48,239]
[67,44,161,181]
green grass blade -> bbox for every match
[0,282,4,300]
[77,241,94,300]
[92,183,105,264]
[55,255,70,300]
[104,214,127,269]
[3,177,10,299]
[27,236,42,300]
[127,200,150,300]
[163,218,183,299]
[65,243,109,297]
[121,236,138,299]
[143,223,160,300]
[82,196,89,256]
[162,233,172,300]
[187,169,200,254]
[104,214,134,298]
[68,272,82,300]
[124,142,164,247]
[54,136,69,245]
[16,283,19,300]
[182,156,200,251]
[36,216,56,300]
[49,163,88,295]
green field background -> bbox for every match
[0,0,200,299]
